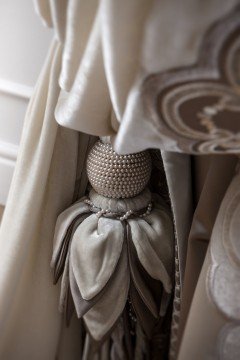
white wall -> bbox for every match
[0,0,53,205]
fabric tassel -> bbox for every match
[51,140,174,345]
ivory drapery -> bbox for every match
[0,0,240,359]
[0,42,93,359]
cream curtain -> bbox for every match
[0,0,239,359]
[0,42,88,359]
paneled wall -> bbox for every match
[0,0,52,205]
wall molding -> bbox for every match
[0,140,18,163]
[0,78,33,100]
[0,141,18,205]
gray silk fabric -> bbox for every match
[52,190,175,344]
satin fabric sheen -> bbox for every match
[35,0,237,154]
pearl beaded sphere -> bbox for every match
[87,141,152,199]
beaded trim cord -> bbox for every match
[84,198,153,220]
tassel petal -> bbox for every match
[129,204,174,294]
[52,211,90,283]
[127,222,159,318]
[71,215,124,300]
[83,244,130,341]
[51,199,90,267]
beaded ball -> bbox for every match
[87,140,152,199]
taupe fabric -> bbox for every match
[179,159,240,359]
[179,155,238,348]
